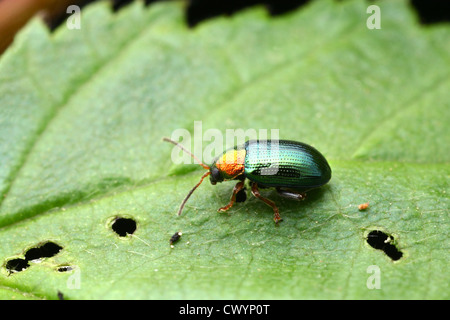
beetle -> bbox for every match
[163,137,331,223]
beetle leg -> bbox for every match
[251,183,282,224]
[276,187,307,201]
[218,180,245,212]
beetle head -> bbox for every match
[163,137,212,217]
[163,137,245,218]
[209,166,224,185]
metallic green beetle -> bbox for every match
[164,138,331,223]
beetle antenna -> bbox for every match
[163,137,210,170]
[177,171,211,216]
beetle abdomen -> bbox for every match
[244,140,331,189]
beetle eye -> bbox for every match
[210,167,222,184]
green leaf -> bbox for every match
[0,0,448,299]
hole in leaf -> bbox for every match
[57,265,76,272]
[5,258,30,273]
[111,217,137,237]
[25,241,63,261]
[367,230,403,261]
[4,241,63,274]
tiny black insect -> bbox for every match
[170,231,182,247]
